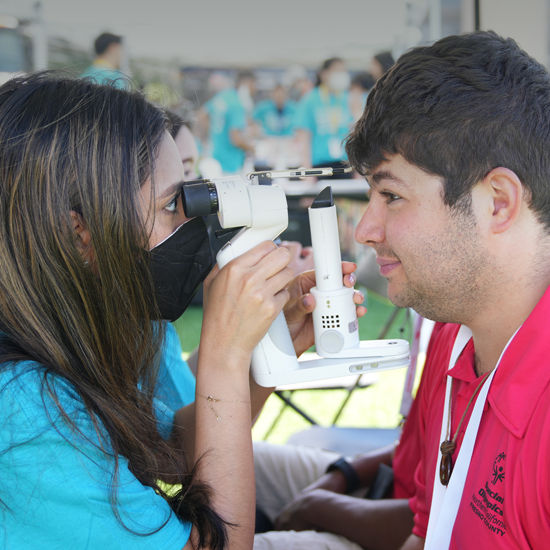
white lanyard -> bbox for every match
[425,325,521,550]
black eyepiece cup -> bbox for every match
[182,182,219,218]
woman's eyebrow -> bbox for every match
[159,181,184,199]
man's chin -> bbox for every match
[386,283,410,309]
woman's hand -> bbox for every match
[284,262,366,357]
[200,241,294,367]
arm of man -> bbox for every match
[276,489,414,550]
[301,443,394,494]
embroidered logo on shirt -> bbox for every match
[468,451,507,537]
[492,452,506,485]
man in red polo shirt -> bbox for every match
[345,31,550,549]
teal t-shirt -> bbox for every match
[252,99,297,136]
[295,86,354,166]
[204,88,246,173]
[0,361,191,550]
[157,322,196,410]
[80,64,127,89]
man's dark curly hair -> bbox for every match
[346,31,550,230]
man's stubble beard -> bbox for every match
[383,211,494,324]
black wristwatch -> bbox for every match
[326,457,361,494]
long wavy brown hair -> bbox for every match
[0,73,227,548]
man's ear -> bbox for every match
[69,211,92,259]
[480,167,523,235]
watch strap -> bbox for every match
[326,457,361,494]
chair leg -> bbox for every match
[275,391,319,425]
[262,391,290,440]
[262,391,319,440]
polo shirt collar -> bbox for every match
[447,285,550,439]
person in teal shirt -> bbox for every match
[253,84,297,137]
[295,57,354,173]
[199,70,256,173]
[157,322,196,410]
[1,360,191,549]
[0,72,312,549]
[81,32,127,89]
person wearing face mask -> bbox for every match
[294,58,354,179]
[0,73,365,550]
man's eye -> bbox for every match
[382,192,401,204]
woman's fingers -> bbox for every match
[201,242,296,358]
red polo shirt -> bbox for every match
[410,286,550,548]
[393,322,448,499]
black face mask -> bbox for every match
[148,217,213,322]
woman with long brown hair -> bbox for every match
[0,73,357,550]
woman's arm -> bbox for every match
[190,241,293,549]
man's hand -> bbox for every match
[276,489,416,550]
[279,240,314,275]
[275,488,328,532]
[284,262,366,357]
[300,469,348,495]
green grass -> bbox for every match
[172,290,415,445]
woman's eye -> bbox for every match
[165,192,180,213]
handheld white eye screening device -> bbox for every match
[182,169,410,387]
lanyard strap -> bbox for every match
[425,325,520,550]
[318,85,344,133]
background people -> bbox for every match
[166,110,200,181]
[349,72,376,121]
[369,51,395,81]
[197,69,257,174]
[253,84,297,138]
[80,32,126,88]
[294,58,354,177]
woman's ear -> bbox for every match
[69,211,93,264]
[481,167,523,235]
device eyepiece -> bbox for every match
[182,182,219,217]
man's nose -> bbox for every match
[355,201,386,246]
